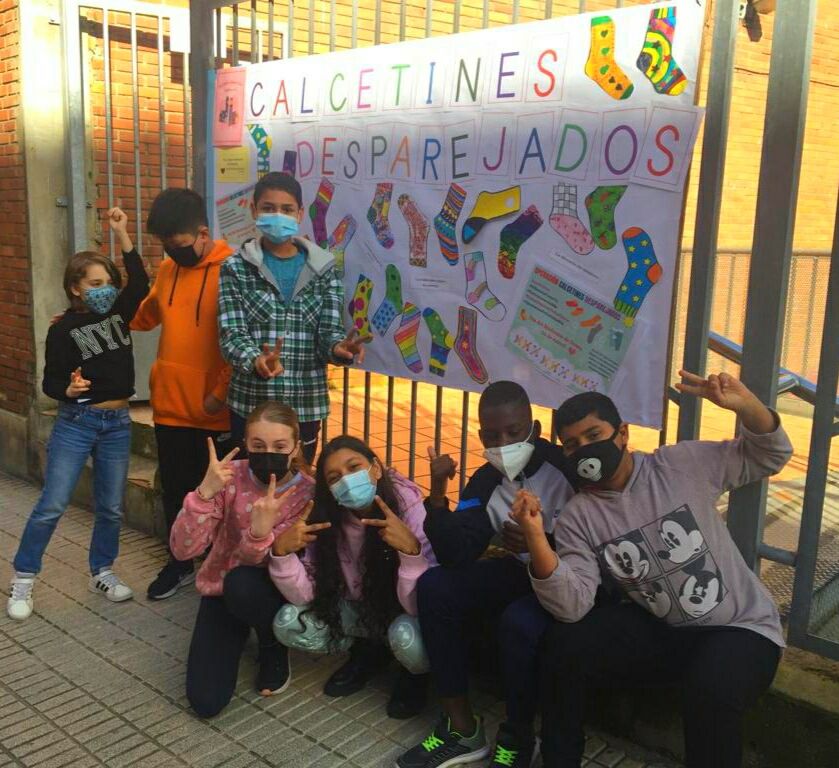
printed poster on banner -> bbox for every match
[208,0,705,428]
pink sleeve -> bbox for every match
[396,552,430,615]
[268,552,316,604]
[170,490,225,561]
[236,528,274,565]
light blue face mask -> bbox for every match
[330,467,377,510]
[255,212,300,244]
[84,284,119,315]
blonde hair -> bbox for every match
[246,401,305,471]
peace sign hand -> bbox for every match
[427,445,457,508]
[250,474,296,539]
[66,367,91,398]
[333,328,373,364]
[255,338,284,379]
[272,501,331,556]
[675,369,755,413]
[360,496,421,555]
[197,437,239,500]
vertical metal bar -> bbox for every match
[131,13,142,249]
[288,0,294,58]
[342,367,350,433]
[215,7,222,60]
[330,0,337,50]
[268,0,275,59]
[375,0,382,45]
[513,0,519,25]
[482,0,489,28]
[434,386,443,455]
[550,410,558,444]
[544,0,552,20]
[727,0,817,571]
[183,55,192,188]
[352,0,358,47]
[308,0,315,55]
[408,381,418,480]
[322,416,328,447]
[251,0,258,63]
[103,5,115,259]
[801,257,817,374]
[62,0,88,253]
[677,0,739,442]
[158,14,167,191]
[577,1,585,15]
[399,0,407,41]
[232,3,239,65]
[363,372,372,443]
[425,0,432,38]
[189,0,213,200]
[459,392,469,492]
[789,193,839,646]
[386,377,395,466]
[453,0,461,33]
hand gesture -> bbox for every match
[509,489,545,539]
[272,501,331,556]
[197,437,239,500]
[675,369,756,414]
[500,521,529,554]
[106,207,134,252]
[361,496,421,555]
[254,338,284,379]
[65,367,91,398]
[333,328,373,364]
[250,474,297,539]
[427,445,457,507]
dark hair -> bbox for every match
[554,392,622,433]
[478,380,531,415]
[309,435,402,646]
[245,401,303,473]
[146,188,208,239]
[63,251,123,309]
[254,171,303,208]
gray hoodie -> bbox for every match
[531,416,793,647]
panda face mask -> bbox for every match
[568,427,625,487]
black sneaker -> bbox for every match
[146,559,194,600]
[386,669,429,719]
[489,722,536,767]
[397,715,490,768]
[256,642,291,696]
[323,639,389,697]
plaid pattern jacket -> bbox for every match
[218,236,348,422]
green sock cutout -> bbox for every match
[422,308,454,377]
[585,186,627,250]
[371,264,404,336]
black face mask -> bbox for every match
[165,241,201,267]
[568,428,625,486]
[248,451,292,485]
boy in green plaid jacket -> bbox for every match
[218,172,368,461]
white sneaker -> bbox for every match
[7,573,35,620]
[89,569,134,602]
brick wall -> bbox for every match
[0,0,33,416]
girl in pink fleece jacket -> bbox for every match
[270,434,436,720]
[170,402,318,718]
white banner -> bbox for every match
[209,1,705,428]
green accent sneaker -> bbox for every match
[396,715,490,768]
[489,722,537,767]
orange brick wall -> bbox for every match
[0,0,33,416]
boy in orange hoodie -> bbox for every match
[131,188,235,600]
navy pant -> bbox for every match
[540,601,781,768]
[230,410,321,464]
[417,557,552,728]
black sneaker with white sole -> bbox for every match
[396,715,490,768]
[256,642,291,696]
[147,559,195,600]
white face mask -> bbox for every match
[482,424,535,482]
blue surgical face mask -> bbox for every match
[330,467,377,510]
[256,212,299,244]
[83,284,119,315]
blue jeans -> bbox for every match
[14,402,132,575]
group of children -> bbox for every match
[5,173,792,768]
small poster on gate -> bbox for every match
[213,68,247,147]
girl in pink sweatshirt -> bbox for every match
[170,402,317,718]
[270,434,436,719]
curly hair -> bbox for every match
[307,435,403,646]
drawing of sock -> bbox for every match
[497,205,543,280]
[327,214,357,277]
[461,186,521,244]
[422,308,454,377]
[367,182,395,249]
[464,251,505,322]
[613,227,663,326]
[454,306,488,385]
[398,194,429,267]
[308,178,335,249]
[348,274,374,337]
[394,302,423,374]
[371,265,404,336]
[282,150,297,177]
[247,124,272,178]
[434,183,466,265]
[587,323,604,344]
[585,16,635,101]
[585,186,626,251]
[550,184,595,256]
[637,7,687,97]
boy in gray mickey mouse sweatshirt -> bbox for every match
[511,371,792,768]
